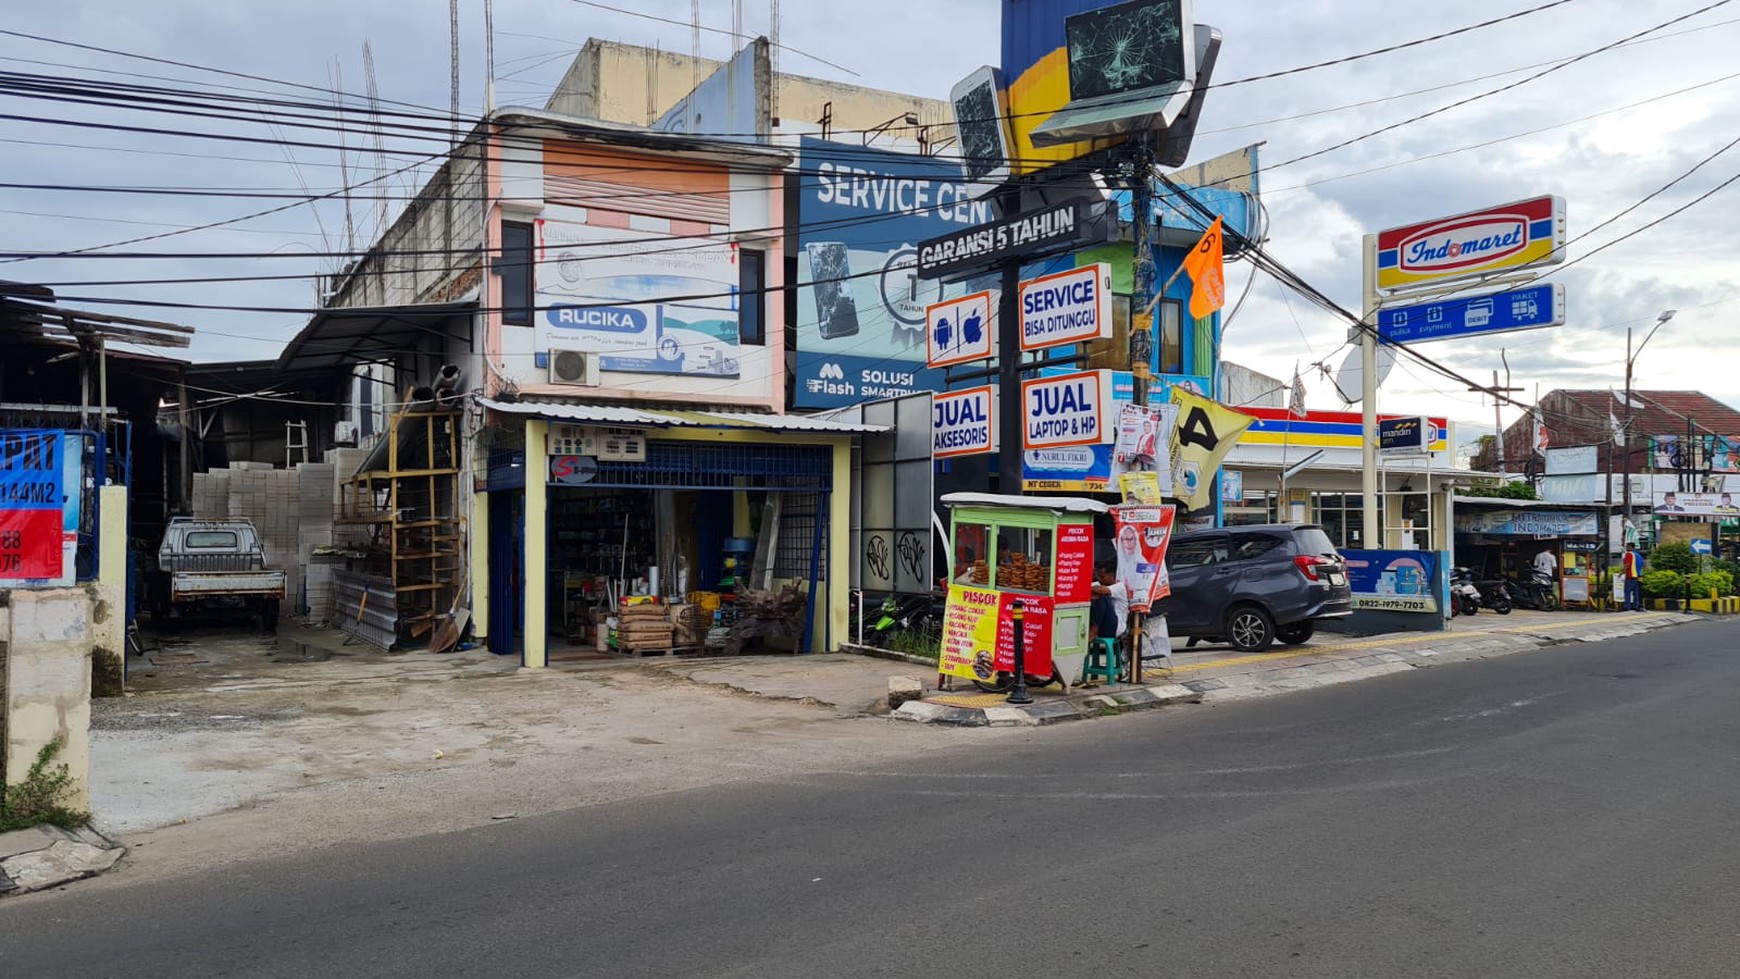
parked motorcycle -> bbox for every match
[1449,567,1483,617]
[864,591,944,647]
[1497,568,1559,612]
[1461,568,1513,614]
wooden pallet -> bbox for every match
[617,644,700,658]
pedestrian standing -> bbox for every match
[1622,544,1645,611]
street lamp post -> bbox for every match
[1621,309,1677,539]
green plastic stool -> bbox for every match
[1082,636,1120,686]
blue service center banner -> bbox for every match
[793,137,995,408]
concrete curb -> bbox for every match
[892,683,1204,727]
[895,613,1698,721]
[0,824,126,896]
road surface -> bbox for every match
[4,620,1736,978]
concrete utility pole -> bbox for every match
[1468,362,1521,474]
[1622,309,1676,532]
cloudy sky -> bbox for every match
[4,0,1738,438]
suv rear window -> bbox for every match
[185,531,239,549]
[1292,526,1340,559]
[1230,533,1289,561]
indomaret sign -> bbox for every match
[916,198,1111,280]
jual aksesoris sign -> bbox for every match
[1375,196,1565,292]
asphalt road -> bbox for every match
[5,621,1738,978]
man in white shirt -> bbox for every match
[1090,561,1129,642]
[1533,548,1558,580]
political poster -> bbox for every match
[937,584,1054,682]
[1110,504,1178,612]
[0,430,74,586]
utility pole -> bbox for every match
[1359,235,1379,549]
[1127,144,1155,687]
[1468,361,1522,474]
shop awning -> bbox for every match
[479,397,888,434]
[277,298,477,373]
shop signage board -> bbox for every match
[1021,370,1204,490]
[548,455,599,485]
[1377,283,1565,344]
[916,198,1109,279]
[1019,263,1114,351]
[794,138,990,408]
[535,211,743,378]
[1022,369,1111,449]
[1341,549,1441,613]
[932,386,998,458]
[1544,444,1600,476]
[1053,523,1095,603]
[937,584,1054,681]
[1378,416,1431,457]
[1455,508,1599,536]
[0,430,76,587]
[1241,407,1450,452]
[1653,491,1740,517]
[1375,196,1565,292]
[1220,469,1244,503]
[925,291,996,368]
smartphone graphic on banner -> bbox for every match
[807,242,860,339]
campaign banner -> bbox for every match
[794,138,988,407]
[937,585,1054,682]
[1120,471,1163,504]
[0,430,70,585]
[932,386,997,458]
[1018,263,1113,351]
[1168,388,1257,510]
[925,291,995,368]
[1342,549,1441,613]
[1111,504,1178,612]
[1653,491,1740,517]
[1022,370,1111,449]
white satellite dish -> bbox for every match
[1332,343,1396,404]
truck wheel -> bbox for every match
[261,599,281,633]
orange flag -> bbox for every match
[1182,216,1226,320]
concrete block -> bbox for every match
[982,706,1039,727]
[1145,683,1203,705]
[886,676,925,711]
[1021,701,1085,725]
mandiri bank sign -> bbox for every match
[1376,195,1565,292]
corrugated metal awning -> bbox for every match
[480,398,888,434]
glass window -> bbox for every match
[185,531,238,549]
[1231,534,1288,562]
[499,221,534,326]
[1159,298,1183,374]
[995,527,1053,594]
[738,248,766,345]
[1168,535,1226,568]
[954,523,990,585]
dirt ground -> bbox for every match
[89,622,1001,885]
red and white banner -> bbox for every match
[1111,504,1178,613]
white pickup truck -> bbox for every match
[150,517,287,631]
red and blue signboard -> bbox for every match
[0,430,73,585]
[1375,196,1565,292]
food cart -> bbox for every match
[937,493,1104,690]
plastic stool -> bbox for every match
[1082,636,1120,685]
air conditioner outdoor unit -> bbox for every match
[548,348,601,387]
[333,420,359,446]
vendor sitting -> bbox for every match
[1089,561,1129,643]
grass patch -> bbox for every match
[0,736,91,832]
[887,626,941,662]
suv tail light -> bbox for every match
[1293,555,1327,581]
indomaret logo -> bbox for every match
[1399,215,1530,273]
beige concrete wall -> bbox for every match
[3,588,93,812]
[90,485,128,696]
[548,40,952,137]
